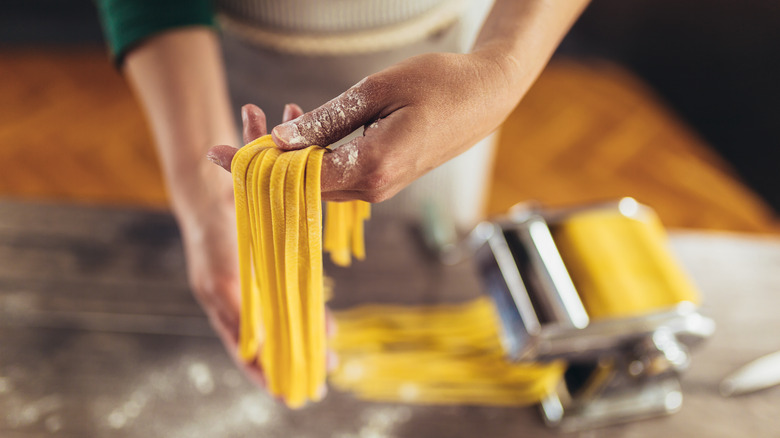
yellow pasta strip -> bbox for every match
[331,202,352,266]
[232,141,271,361]
[322,200,336,257]
[256,148,283,396]
[283,147,313,407]
[305,148,327,399]
[351,201,365,261]
[233,135,329,407]
[296,156,313,401]
[246,149,269,372]
[360,200,371,220]
[269,150,294,397]
[324,200,370,266]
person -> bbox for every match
[96,0,590,394]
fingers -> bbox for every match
[208,97,405,202]
[206,137,383,192]
[320,138,365,194]
[242,104,267,144]
[318,112,412,203]
[206,145,239,172]
[207,103,269,173]
[209,313,268,388]
[203,290,269,388]
[282,103,304,123]
[272,77,385,150]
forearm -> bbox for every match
[472,0,590,107]
[123,27,237,224]
[254,1,591,203]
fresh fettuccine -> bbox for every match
[232,135,369,407]
[232,135,328,407]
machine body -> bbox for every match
[470,199,715,430]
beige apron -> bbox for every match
[220,0,496,231]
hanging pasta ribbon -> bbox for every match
[232,135,327,407]
[232,135,369,407]
[323,200,371,267]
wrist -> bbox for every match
[166,153,235,228]
[472,44,523,80]
[469,0,590,105]
[466,48,531,115]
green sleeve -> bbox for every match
[95,0,216,66]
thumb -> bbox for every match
[271,77,384,150]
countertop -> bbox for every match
[1,201,778,437]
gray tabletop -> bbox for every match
[1,201,778,438]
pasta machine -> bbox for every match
[444,198,715,430]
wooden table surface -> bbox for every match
[1,201,779,438]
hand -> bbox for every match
[208,51,521,203]
[174,119,270,390]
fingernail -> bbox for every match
[272,123,303,146]
[241,105,249,124]
[206,152,222,168]
[282,104,293,122]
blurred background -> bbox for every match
[0,0,778,232]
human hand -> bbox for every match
[210,52,520,204]
[174,113,269,391]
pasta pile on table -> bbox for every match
[329,297,565,406]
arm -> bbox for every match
[472,0,590,104]
[208,0,590,203]
[124,28,236,222]
[123,27,267,385]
